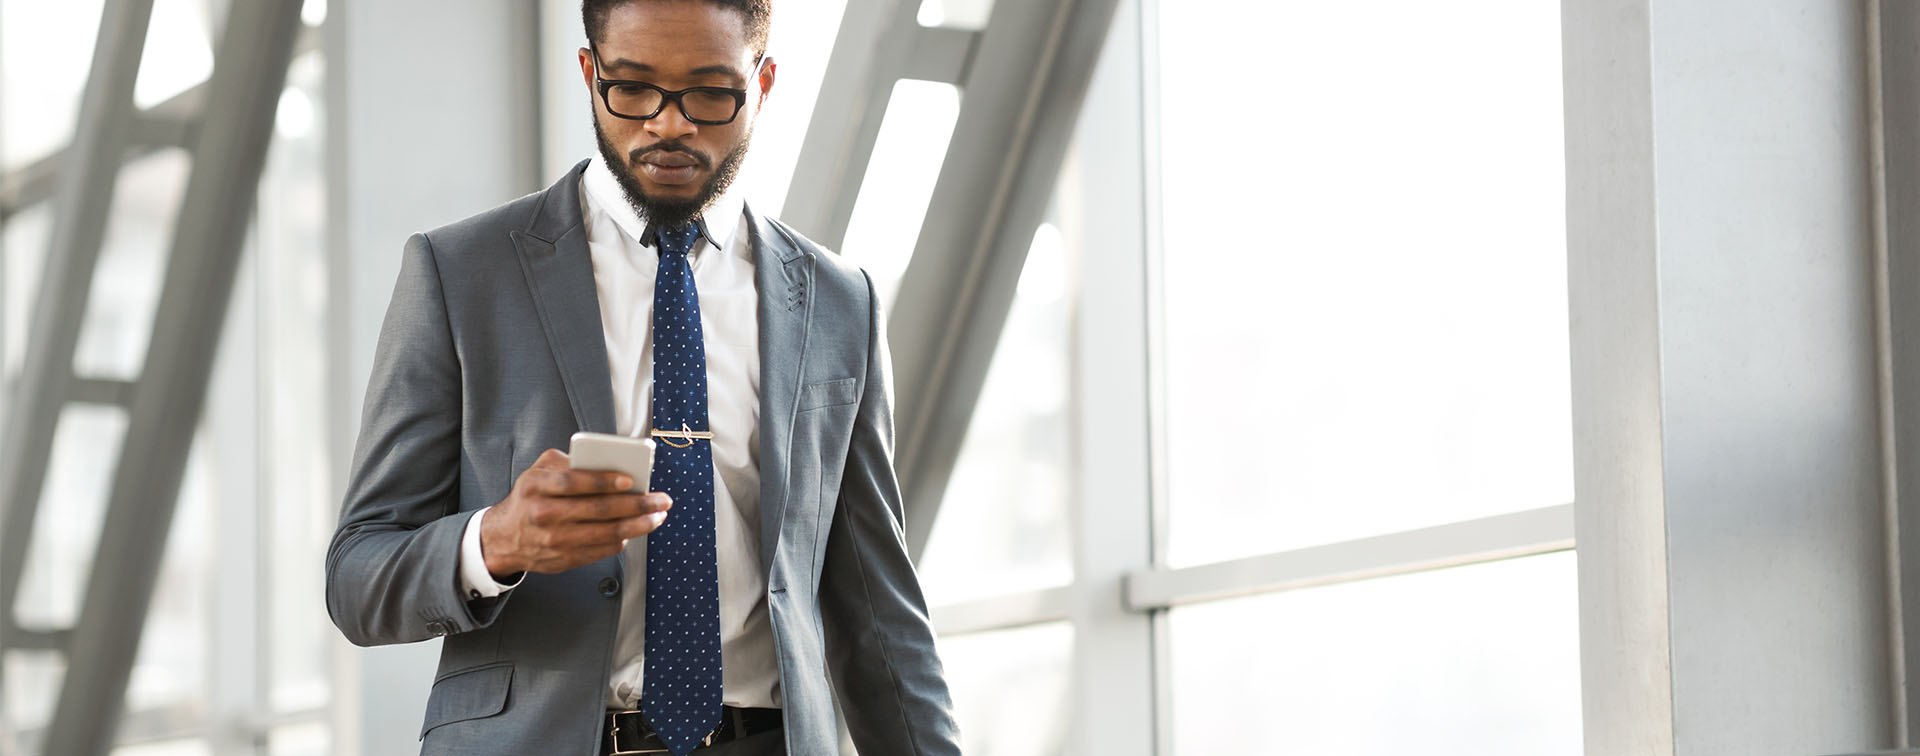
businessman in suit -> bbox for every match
[324,1,962,754]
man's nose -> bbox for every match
[645,101,699,141]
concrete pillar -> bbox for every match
[326,1,541,753]
[1564,1,1898,753]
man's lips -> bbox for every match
[633,148,706,187]
[640,153,698,168]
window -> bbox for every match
[0,0,333,750]
[918,221,1075,604]
[1168,552,1582,754]
[1154,0,1572,565]
[838,80,962,307]
[938,622,1073,756]
[1147,2,1578,754]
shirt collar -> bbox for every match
[582,154,745,257]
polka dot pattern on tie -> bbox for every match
[640,223,723,756]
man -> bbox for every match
[324,1,963,754]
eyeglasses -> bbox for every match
[589,45,764,125]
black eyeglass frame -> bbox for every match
[589,44,767,125]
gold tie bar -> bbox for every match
[649,424,715,449]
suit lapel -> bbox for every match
[511,161,619,435]
[512,178,809,578]
[749,205,813,577]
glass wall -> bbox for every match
[916,215,1075,605]
[0,0,333,752]
[938,622,1073,756]
[1,0,1581,753]
[1148,0,1578,751]
[904,0,1579,754]
[1155,0,1573,566]
[728,0,848,220]
[1168,553,1581,753]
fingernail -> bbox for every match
[615,475,633,489]
[649,512,667,526]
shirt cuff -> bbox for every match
[459,506,523,600]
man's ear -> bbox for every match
[578,47,595,89]
[756,57,777,106]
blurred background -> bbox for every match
[0,0,1913,754]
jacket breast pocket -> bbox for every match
[797,377,857,412]
[419,662,513,739]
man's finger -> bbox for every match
[549,516,652,550]
[534,468,635,497]
[587,491,670,519]
[625,509,669,536]
[533,491,671,522]
[560,492,652,521]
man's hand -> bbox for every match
[480,448,671,576]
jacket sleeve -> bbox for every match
[818,271,964,755]
[325,232,511,647]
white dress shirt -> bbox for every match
[456,155,780,710]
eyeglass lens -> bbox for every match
[606,85,739,122]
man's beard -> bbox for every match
[592,114,752,231]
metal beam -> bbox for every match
[0,24,319,220]
[781,0,917,248]
[1877,0,1920,743]
[900,27,979,84]
[1,628,68,651]
[0,151,60,221]
[888,0,1123,560]
[41,0,305,752]
[11,702,205,756]
[1062,4,1158,751]
[6,703,323,753]
[1124,505,1575,611]
[0,0,157,650]
[1827,752,1920,756]
[125,112,195,150]
[930,586,1072,635]
[68,379,135,406]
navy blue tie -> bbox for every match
[640,223,723,756]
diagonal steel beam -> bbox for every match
[780,0,919,249]
[0,24,321,221]
[784,0,1120,563]
[0,0,156,650]
[40,0,305,752]
[887,0,1122,560]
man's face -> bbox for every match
[580,1,775,229]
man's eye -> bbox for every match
[612,84,650,96]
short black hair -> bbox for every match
[582,0,772,57]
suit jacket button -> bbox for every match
[598,577,620,597]
[426,620,447,636]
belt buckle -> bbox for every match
[607,710,719,755]
[607,711,670,756]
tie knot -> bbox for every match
[655,225,702,257]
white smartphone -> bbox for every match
[567,432,656,492]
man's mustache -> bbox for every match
[629,142,712,169]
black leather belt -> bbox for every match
[603,706,782,755]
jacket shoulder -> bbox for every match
[415,187,562,259]
[760,215,874,299]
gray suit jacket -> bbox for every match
[325,161,962,756]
